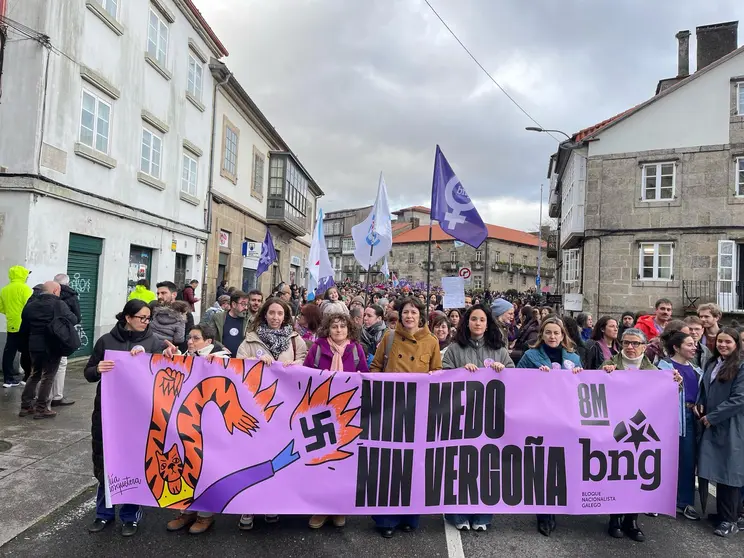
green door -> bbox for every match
[67,233,103,357]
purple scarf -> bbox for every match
[598,339,613,362]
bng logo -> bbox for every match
[577,383,661,492]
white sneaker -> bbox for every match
[455,521,470,531]
[238,514,254,530]
[471,523,488,531]
[3,381,20,388]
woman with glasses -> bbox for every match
[83,300,165,538]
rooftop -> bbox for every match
[393,205,431,215]
[186,0,229,56]
[392,224,546,248]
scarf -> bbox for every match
[328,339,350,372]
[621,351,644,369]
[598,339,613,362]
[256,324,294,359]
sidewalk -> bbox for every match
[0,359,97,547]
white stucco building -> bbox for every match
[0,0,228,355]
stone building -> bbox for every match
[205,61,323,305]
[547,21,744,317]
[390,224,554,291]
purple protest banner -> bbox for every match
[101,351,679,515]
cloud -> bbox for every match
[197,0,740,228]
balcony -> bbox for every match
[547,232,559,259]
[472,261,485,271]
[682,280,744,313]
[442,261,458,272]
[491,262,503,272]
[548,188,561,218]
[343,265,356,273]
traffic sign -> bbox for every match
[535,276,541,287]
[458,267,471,279]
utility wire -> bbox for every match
[422,0,560,142]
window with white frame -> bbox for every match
[738,83,744,116]
[494,251,500,262]
[147,8,169,66]
[639,242,673,280]
[508,253,514,266]
[474,276,483,289]
[79,89,111,154]
[251,149,265,196]
[736,157,744,196]
[221,117,239,182]
[327,237,341,250]
[562,248,580,284]
[522,255,528,266]
[97,0,117,18]
[342,238,355,253]
[187,52,203,100]
[450,250,457,262]
[140,128,162,179]
[475,250,482,262]
[408,253,414,264]
[181,152,197,196]
[642,162,675,201]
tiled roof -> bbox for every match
[393,205,431,215]
[392,222,410,231]
[392,224,546,248]
[573,107,637,142]
[185,0,229,56]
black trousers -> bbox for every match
[21,352,61,411]
[716,484,743,523]
[610,514,638,523]
[2,331,20,383]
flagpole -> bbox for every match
[425,224,433,314]
[363,241,374,306]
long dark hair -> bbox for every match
[116,299,149,324]
[561,315,584,348]
[712,328,742,383]
[250,297,293,331]
[453,304,504,350]
[591,316,617,342]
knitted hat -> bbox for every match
[351,296,365,307]
[491,298,514,317]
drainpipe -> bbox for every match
[202,66,232,303]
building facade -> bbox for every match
[204,61,322,305]
[391,224,554,291]
[548,22,744,317]
[0,0,228,354]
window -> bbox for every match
[97,0,117,18]
[327,237,340,250]
[342,238,355,253]
[408,253,414,264]
[221,117,239,183]
[642,162,675,201]
[324,220,343,236]
[475,250,482,262]
[508,274,514,285]
[251,149,265,196]
[508,253,514,266]
[181,153,197,196]
[269,157,284,195]
[79,89,111,154]
[450,250,457,262]
[739,83,744,115]
[521,275,527,286]
[187,53,203,101]
[522,255,528,266]
[736,158,744,196]
[639,242,673,281]
[562,248,580,284]
[494,251,500,262]
[147,8,169,66]
[140,128,162,178]
[474,276,483,289]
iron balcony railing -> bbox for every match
[682,280,744,313]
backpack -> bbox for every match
[381,330,395,371]
[175,288,185,301]
[46,303,82,357]
[314,342,361,370]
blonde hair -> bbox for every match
[530,316,575,352]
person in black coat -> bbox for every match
[84,299,165,538]
[18,281,78,418]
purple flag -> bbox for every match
[255,229,277,278]
[431,145,488,248]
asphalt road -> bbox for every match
[1,487,740,558]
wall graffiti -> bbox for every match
[69,273,91,294]
[75,324,89,347]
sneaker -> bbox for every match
[737,516,744,531]
[121,521,138,537]
[264,514,279,524]
[88,518,112,533]
[3,381,20,388]
[714,521,739,537]
[188,516,214,534]
[238,514,254,530]
[51,398,75,407]
[471,523,488,531]
[33,409,57,420]
[682,505,701,521]
[454,521,470,531]
[645,513,658,517]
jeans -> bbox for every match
[51,356,67,401]
[2,332,20,383]
[677,408,696,508]
[445,514,492,526]
[21,353,60,411]
[373,515,420,530]
[716,484,743,523]
[95,483,142,523]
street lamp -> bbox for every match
[525,126,572,141]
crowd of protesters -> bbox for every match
[4,268,744,542]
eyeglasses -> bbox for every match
[187,335,204,342]
[622,340,643,348]
[236,301,250,308]
[133,314,151,323]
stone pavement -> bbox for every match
[0,359,96,547]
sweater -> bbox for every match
[441,337,514,370]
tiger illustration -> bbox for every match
[144,366,259,509]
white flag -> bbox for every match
[352,173,393,270]
[308,208,334,295]
[381,257,390,279]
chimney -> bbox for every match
[676,30,691,77]
[696,21,738,71]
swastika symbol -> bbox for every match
[300,410,337,452]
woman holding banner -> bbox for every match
[441,304,514,531]
[516,317,582,537]
[369,296,441,538]
[303,312,368,529]
[84,300,165,538]
[236,297,307,531]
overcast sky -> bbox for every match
[199,0,740,230]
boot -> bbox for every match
[607,515,623,538]
[167,513,197,532]
[621,515,645,542]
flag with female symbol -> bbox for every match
[431,145,488,248]
[352,173,393,270]
[255,229,277,278]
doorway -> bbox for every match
[68,234,103,357]
[175,254,187,289]
[128,246,153,297]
